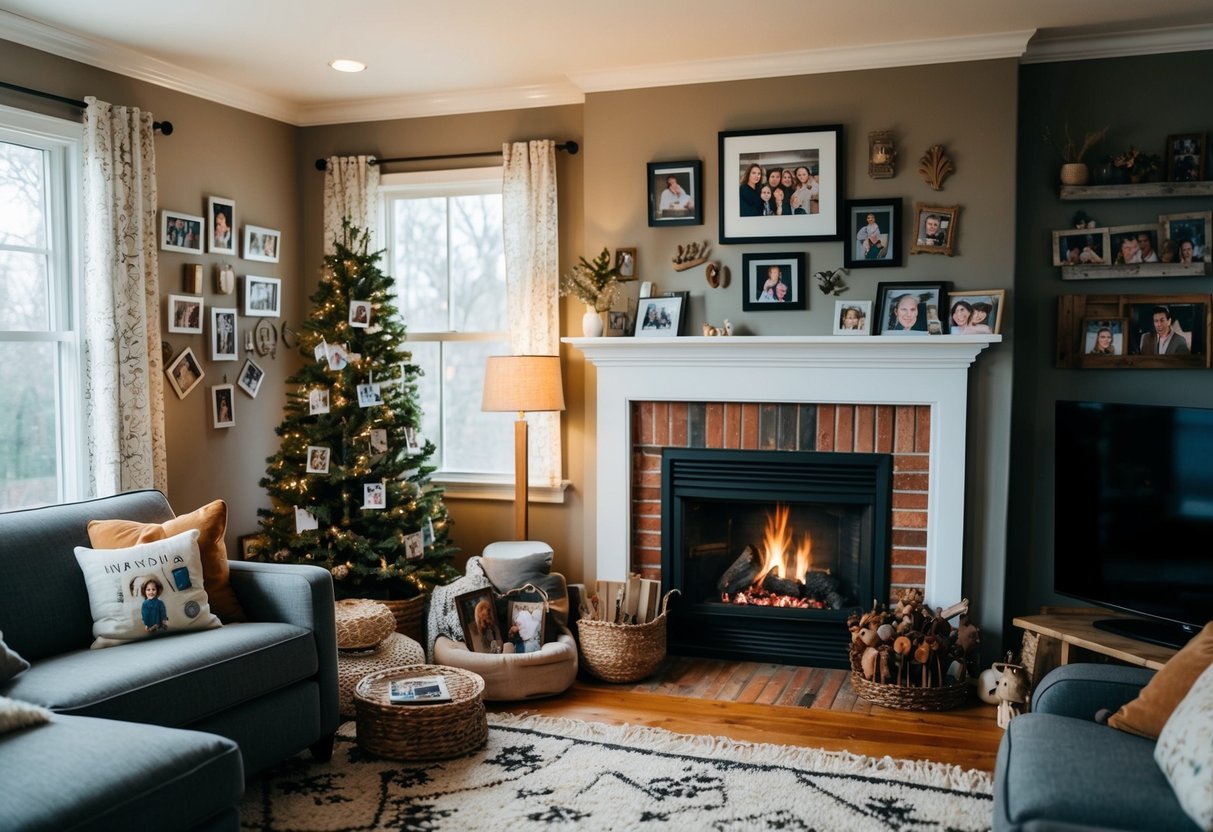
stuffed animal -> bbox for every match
[511,607,543,654]
[992,661,1031,729]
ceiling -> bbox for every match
[2,1,1212,126]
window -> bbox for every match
[0,105,82,511]
[381,168,514,487]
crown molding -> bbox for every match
[293,83,585,127]
[1022,23,1213,63]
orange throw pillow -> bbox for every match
[1108,621,1213,739]
[87,500,247,623]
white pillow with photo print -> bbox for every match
[74,529,222,649]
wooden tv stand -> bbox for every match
[1014,611,1178,677]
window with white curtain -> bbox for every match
[380,168,515,490]
[0,105,83,511]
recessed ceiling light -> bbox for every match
[329,59,367,73]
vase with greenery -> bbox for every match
[560,248,622,336]
[1043,123,1109,185]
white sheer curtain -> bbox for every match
[323,155,380,253]
[502,140,561,487]
[81,97,166,496]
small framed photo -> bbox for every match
[1109,224,1163,264]
[910,203,959,256]
[294,507,319,533]
[1166,133,1205,182]
[833,300,872,335]
[243,224,280,263]
[605,309,631,337]
[369,428,388,455]
[1082,317,1128,356]
[403,426,423,455]
[160,210,204,254]
[741,252,807,311]
[634,295,684,337]
[946,290,1006,334]
[844,198,902,268]
[455,587,506,654]
[305,445,330,474]
[362,483,386,509]
[357,382,383,408]
[237,533,266,560]
[348,300,372,328]
[165,347,205,399]
[167,294,204,334]
[507,599,547,653]
[648,160,702,226]
[308,388,330,415]
[614,247,637,280]
[405,530,424,560]
[237,358,265,398]
[1126,300,1206,358]
[211,384,235,428]
[875,281,948,335]
[1053,227,1111,266]
[1160,211,1212,263]
[210,307,238,361]
[323,342,352,371]
[243,275,282,317]
[207,196,236,255]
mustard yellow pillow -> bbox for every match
[87,500,247,623]
[1108,621,1213,740]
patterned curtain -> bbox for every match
[81,97,167,495]
[502,140,561,487]
[323,155,380,253]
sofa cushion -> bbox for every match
[1109,621,1213,739]
[74,530,222,649]
[88,499,248,623]
[0,631,29,683]
[1156,662,1213,831]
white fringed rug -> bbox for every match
[241,713,993,831]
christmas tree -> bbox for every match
[251,220,460,597]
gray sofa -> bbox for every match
[993,663,1198,832]
[0,490,339,831]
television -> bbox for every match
[1054,400,1213,649]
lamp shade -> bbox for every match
[482,355,565,413]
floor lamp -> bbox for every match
[481,355,565,541]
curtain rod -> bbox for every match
[314,140,579,171]
[0,80,174,134]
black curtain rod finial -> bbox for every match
[154,120,173,135]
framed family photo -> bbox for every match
[305,445,330,474]
[1166,133,1205,182]
[740,252,807,311]
[454,587,505,654]
[647,160,702,226]
[243,225,281,263]
[833,300,872,335]
[910,203,959,256]
[167,293,204,334]
[308,388,330,415]
[719,124,843,243]
[1082,317,1128,356]
[634,295,684,337]
[207,196,236,255]
[243,275,282,317]
[238,358,265,398]
[1053,227,1110,266]
[160,210,204,254]
[843,198,902,268]
[1108,224,1162,265]
[875,281,948,335]
[211,384,235,429]
[614,247,637,280]
[210,307,238,361]
[348,300,372,328]
[165,347,204,399]
[1160,211,1211,263]
[946,289,1005,334]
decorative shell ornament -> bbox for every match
[815,268,848,296]
[918,144,954,191]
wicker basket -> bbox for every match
[848,652,971,711]
[382,596,427,644]
[354,664,487,760]
[576,590,677,683]
[335,599,398,650]
[337,633,425,717]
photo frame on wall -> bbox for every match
[740,252,807,310]
[209,306,238,361]
[633,295,684,337]
[211,384,235,429]
[243,275,282,317]
[165,347,205,399]
[1053,227,1110,266]
[1081,317,1128,356]
[1108,224,1163,264]
[946,289,1005,334]
[167,294,204,334]
[237,358,265,398]
[719,124,843,243]
[243,225,281,263]
[1160,211,1211,263]
[207,196,236,255]
[647,160,702,227]
[1127,298,1206,359]
[874,281,948,335]
[910,203,959,256]
[160,210,204,254]
[1165,133,1205,182]
[843,198,902,268]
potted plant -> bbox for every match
[1043,123,1109,186]
[561,248,622,337]
[1113,146,1162,184]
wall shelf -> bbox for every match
[1060,181,1213,200]
[1061,261,1209,280]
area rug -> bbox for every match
[241,713,993,831]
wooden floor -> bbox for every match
[488,656,1003,773]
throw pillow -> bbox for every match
[1109,622,1213,739]
[87,499,247,623]
[74,529,222,649]
[1155,661,1213,831]
[424,557,491,661]
[0,630,30,684]
[0,695,50,735]
[481,549,569,627]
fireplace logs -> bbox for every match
[715,544,845,608]
[716,546,760,595]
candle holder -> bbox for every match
[868,130,896,179]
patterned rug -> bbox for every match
[241,713,993,831]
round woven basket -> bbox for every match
[335,599,398,650]
[337,632,425,717]
[576,590,677,683]
[382,596,427,644]
[848,652,971,711]
[354,664,487,760]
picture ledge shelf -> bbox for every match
[1061,261,1209,280]
[1059,181,1213,200]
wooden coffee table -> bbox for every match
[353,664,487,760]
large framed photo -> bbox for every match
[167,293,204,334]
[834,300,872,335]
[1082,317,1128,356]
[165,347,205,399]
[207,196,236,255]
[910,203,959,256]
[211,384,235,429]
[1127,298,1207,360]
[243,224,281,263]
[243,275,281,317]
[1160,211,1211,263]
[947,289,1005,334]
[719,124,842,243]
[210,307,238,361]
[237,358,265,398]
[844,198,902,268]
[1109,224,1163,264]
[740,252,807,311]
[634,295,684,337]
[875,281,948,335]
[454,587,505,654]
[647,160,702,226]
[1053,227,1110,266]
[1166,133,1205,182]
[160,210,204,254]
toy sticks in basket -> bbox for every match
[586,575,663,624]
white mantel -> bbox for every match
[564,335,1001,606]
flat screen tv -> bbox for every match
[1055,400,1213,649]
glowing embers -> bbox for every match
[717,503,845,608]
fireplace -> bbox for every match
[662,448,891,667]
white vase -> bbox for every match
[582,306,604,337]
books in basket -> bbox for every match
[388,675,451,705]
